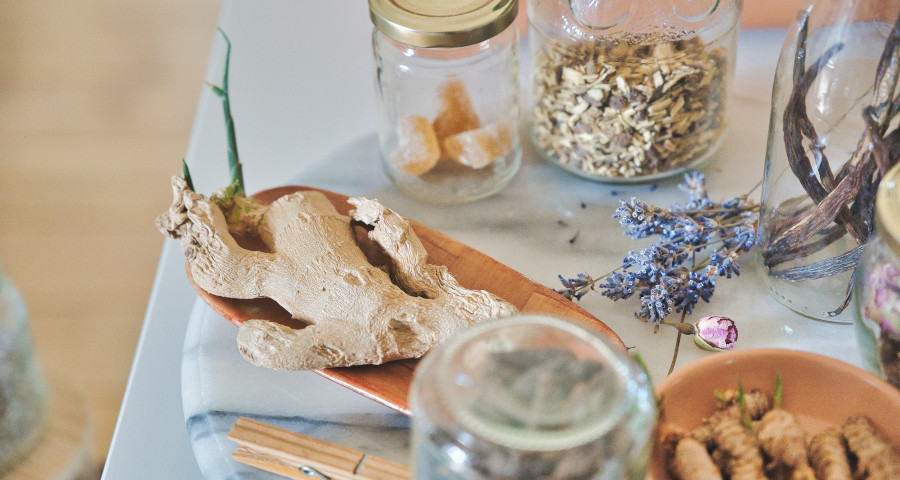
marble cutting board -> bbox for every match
[181,126,867,479]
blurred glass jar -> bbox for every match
[756,1,900,321]
[0,266,47,474]
[409,314,656,480]
[369,0,521,203]
[854,163,900,389]
[527,0,741,183]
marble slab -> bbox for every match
[182,112,868,478]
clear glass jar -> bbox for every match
[854,163,900,389]
[369,0,521,203]
[527,0,741,183]
[0,265,47,474]
[409,314,656,480]
[756,1,900,321]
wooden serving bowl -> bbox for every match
[647,348,900,480]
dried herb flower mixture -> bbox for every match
[532,34,728,179]
[557,171,759,325]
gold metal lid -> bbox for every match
[369,0,518,48]
[877,163,900,256]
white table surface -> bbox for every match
[101,2,867,478]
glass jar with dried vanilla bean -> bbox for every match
[527,0,741,182]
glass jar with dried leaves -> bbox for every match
[757,1,900,321]
[526,0,741,183]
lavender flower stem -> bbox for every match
[668,310,689,375]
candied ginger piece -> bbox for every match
[486,122,512,152]
[443,122,513,169]
[432,78,480,140]
[389,115,440,175]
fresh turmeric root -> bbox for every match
[842,415,900,480]
[658,424,723,480]
[756,409,815,480]
[671,436,723,480]
[716,388,772,419]
[709,413,767,480]
[808,429,852,480]
[692,389,771,449]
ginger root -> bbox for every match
[842,415,900,480]
[659,425,722,480]
[756,409,815,480]
[709,414,767,480]
[157,177,517,370]
[692,389,770,450]
[808,429,852,480]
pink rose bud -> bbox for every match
[693,315,738,352]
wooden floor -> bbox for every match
[0,0,799,476]
[0,0,221,472]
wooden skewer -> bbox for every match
[228,417,411,480]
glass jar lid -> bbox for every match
[368,0,518,48]
[877,163,900,256]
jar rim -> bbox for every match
[432,315,646,452]
[368,0,518,48]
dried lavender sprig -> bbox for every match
[556,171,759,323]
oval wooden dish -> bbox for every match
[186,185,624,415]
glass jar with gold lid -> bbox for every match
[527,0,741,183]
[369,0,521,203]
[854,163,900,389]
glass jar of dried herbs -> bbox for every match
[408,315,656,480]
[369,0,521,203]
[854,163,900,389]
[527,0,741,183]
[757,2,900,321]
[0,266,47,474]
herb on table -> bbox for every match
[557,171,759,372]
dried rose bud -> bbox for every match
[693,315,738,352]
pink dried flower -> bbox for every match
[867,263,900,335]
[660,315,739,352]
[693,315,738,352]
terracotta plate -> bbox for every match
[186,185,624,415]
[647,348,900,480]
